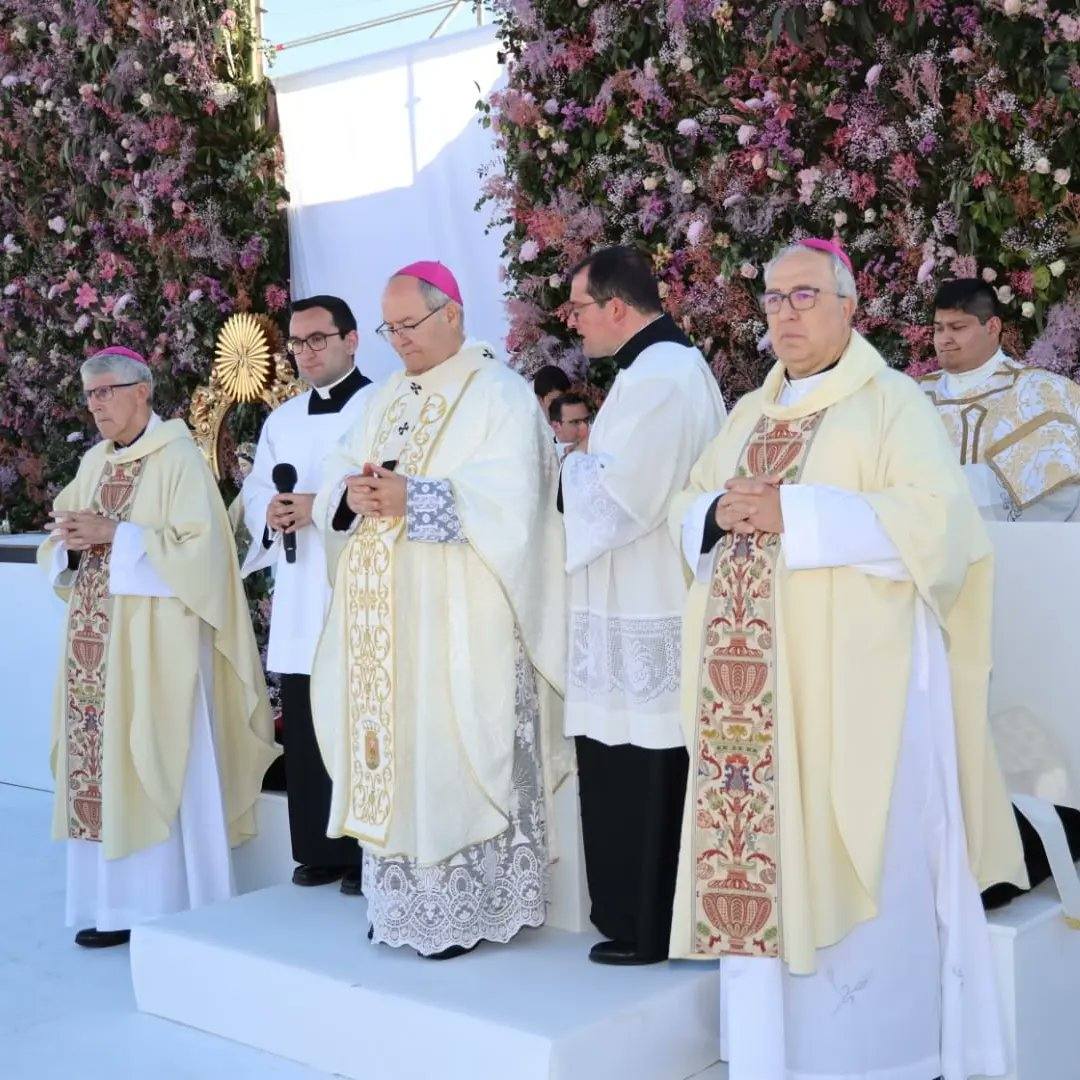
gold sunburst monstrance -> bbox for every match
[190,313,305,481]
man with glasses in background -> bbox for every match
[549,391,592,458]
[311,261,571,959]
[241,295,374,895]
[38,345,279,947]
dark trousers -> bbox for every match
[280,674,360,869]
[982,804,1080,909]
[575,735,688,957]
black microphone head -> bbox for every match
[272,463,298,493]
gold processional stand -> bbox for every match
[188,312,305,532]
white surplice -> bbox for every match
[240,370,375,675]
[562,333,727,749]
[53,417,233,930]
[684,371,1007,1080]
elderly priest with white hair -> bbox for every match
[39,345,280,948]
[311,261,570,960]
[669,240,1026,1080]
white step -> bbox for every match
[985,876,1080,1080]
[131,883,722,1080]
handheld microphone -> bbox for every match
[271,462,299,564]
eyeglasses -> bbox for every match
[375,304,447,340]
[83,382,140,404]
[286,330,344,356]
[566,299,606,321]
[759,287,841,314]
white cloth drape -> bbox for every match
[273,27,507,383]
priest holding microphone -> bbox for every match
[241,294,375,893]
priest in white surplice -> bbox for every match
[310,262,571,959]
[670,240,1026,1080]
[921,277,1080,522]
[560,245,727,964]
[241,295,374,894]
[40,346,279,948]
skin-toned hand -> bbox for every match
[717,474,785,534]
[267,492,315,533]
[47,509,118,550]
[345,464,406,518]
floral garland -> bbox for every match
[0,0,289,529]
[482,0,1080,397]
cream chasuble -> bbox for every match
[311,341,571,866]
[38,419,280,862]
[668,331,1025,976]
[920,350,1080,521]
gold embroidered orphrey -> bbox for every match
[63,458,146,841]
[691,411,824,958]
[342,383,466,848]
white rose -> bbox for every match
[981,267,998,283]
[163,73,177,86]
[1021,302,1036,319]
[1054,168,1071,186]
[679,55,694,72]
[642,176,659,191]
[1050,259,1066,277]
[681,179,696,194]
[821,0,838,21]
[751,152,765,170]
[995,285,1014,304]
[548,275,561,288]
[834,210,848,227]
[1003,0,1022,15]
[139,92,152,107]
[1034,157,1051,175]
[47,216,65,234]
[740,262,759,280]
[99,150,110,163]
[864,208,877,223]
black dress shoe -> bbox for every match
[292,864,345,887]
[75,927,131,949]
[420,942,479,961]
[367,924,374,942]
[588,939,666,966]
[340,866,363,896]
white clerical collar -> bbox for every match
[779,366,832,406]
[313,367,357,400]
[940,348,1007,398]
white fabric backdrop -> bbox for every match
[273,27,507,382]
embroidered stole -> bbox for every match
[343,380,472,848]
[64,457,146,841]
[690,411,823,957]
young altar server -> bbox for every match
[241,295,375,893]
[560,245,728,965]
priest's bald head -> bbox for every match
[80,346,153,446]
[379,261,466,375]
[762,239,858,379]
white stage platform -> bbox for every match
[131,874,1080,1080]
[132,883,723,1080]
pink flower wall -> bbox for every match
[482,0,1080,397]
[0,0,288,529]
